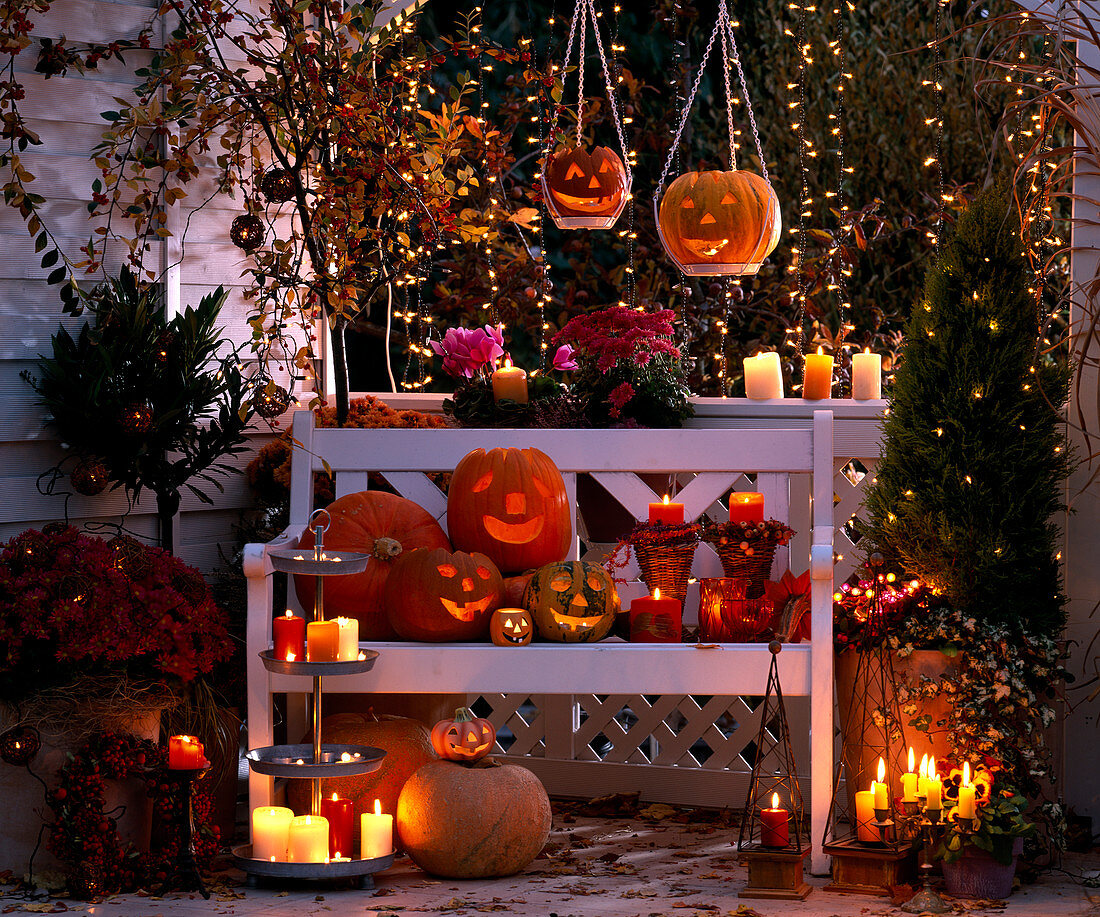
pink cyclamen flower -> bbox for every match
[430,325,505,378]
[552,344,578,372]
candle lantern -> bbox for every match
[541,0,632,230]
[736,642,811,899]
[697,577,770,642]
[624,510,701,608]
[824,553,917,895]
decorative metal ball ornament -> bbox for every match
[154,331,175,363]
[260,168,297,203]
[108,534,153,580]
[119,401,154,436]
[230,213,265,251]
[58,573,94,605]
[0,725,41,766]
[252,383,292,419]
[10,529,50,571]
[70,456,110,496]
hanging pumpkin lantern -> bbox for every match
[657,170,781,276]
[430,707,496,762]
[70,456,110,496]
[447,447,571,575]
[260,167,297,203]
[230,213,265,251]
[384,547,503,642]
[542,146,630,230]
[524,561,619,643]
[489,607,533,646]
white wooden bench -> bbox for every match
[244,408,837,872]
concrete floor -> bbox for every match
[3,809,1098,916]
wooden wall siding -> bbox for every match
[0,0,280,572]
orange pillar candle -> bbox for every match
[320,793,356,859]
[648,494,685,525]
[851,348,882,400]
[629,588,682,643]
[491,357,528,404]
[854,789,877,842]
[335,616,359,662]
[287,815,329,862]
[306,620,340,662]
[360,799,393,860]
[168,735,205,769]
[273,611,305,661]
[801,346,834,400]
[760,792,790,847]
[729,492,765,525]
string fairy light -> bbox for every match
[828,0,854,376]
[785,0,814,364]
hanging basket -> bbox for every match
[628,522,701,605]
[703,520,794,599]
[541,0,633,232]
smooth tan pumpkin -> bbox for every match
[543,146,629,220]
[448,447,571,574]
[294,491,451,640]
[384,547,503,642]
[397,759,551,878]
[657,169,781,273]
[287,712,436,844]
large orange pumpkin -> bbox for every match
[657,169,781,276]
[294,491,451,640]
[447,447,571,575]
[397,759,551,878]
[384,547,503,642]
[287,712,436,848]
[542,145,629,229]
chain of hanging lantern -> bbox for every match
[785,0,814,368]
[609,2,639,310]
[665,2,691,351]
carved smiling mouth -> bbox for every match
[439,596,494,622]
[482,514,545,545]
[553,611,600,631]
[681,237,731,258]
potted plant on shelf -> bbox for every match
[844,186,1070,882]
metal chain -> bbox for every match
[575,0,587,145]
[718,5,738,170]
[586,0,632,181]
[523,0,549,365]
[723,12,768,181]
[609,1,637,307]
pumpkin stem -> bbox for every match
[452,707,476,722]
[372,537,403,560]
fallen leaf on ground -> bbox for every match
[639,803,678,821]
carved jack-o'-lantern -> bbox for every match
[448,447,571,575]
[657,169,781,276]
[542,146,630,230]
[431,707,496,762]
[384,547,503,642]
[524,561,619,643]
[489,607,534,646]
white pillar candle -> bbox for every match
[335,616,359,661]
[851,349,882,400]
[956,762,976,819]
[251,806,294,861]
[360,799,393,860]
[743,352,784,400]
[287,814,330,862]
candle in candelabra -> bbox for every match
[648,494,684,525]
[872,757,889,811]
[759,792,790,848]
[851,348,882,400]
[901,747,919,802]
[925,757,943,810]
[956,761,976,819]
[917,753,930,798]
[854,790,877,843]
[168,735,205,770]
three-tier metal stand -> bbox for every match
[233,510,394,887]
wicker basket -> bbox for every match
[632,534,699,605]
[713,540,779,599]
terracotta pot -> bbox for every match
[0,709,161,880]
[835,648,959,798]
[942,837,1023,899]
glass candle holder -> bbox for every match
[698,577,771,642]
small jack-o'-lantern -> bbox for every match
[431,707,496,762]
[657,169,781,276]
[489,607,533,646]
[448,447,571,575]
[524,561,619,643]
[384,547,503,642]
[542,146,630,229]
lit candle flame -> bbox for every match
[817,345,824,356]
[284,610,294,619]
[962,761,970,787]
[876,756,885,783]
[295,758,304,765]
[771,792,780,810]
[357,651,366,661]
[332,792,339,801]
[340,752,352,762]
[907,747,915,773]
[374,798,382,816]
[654,588,661,600]
[504,356,513,369]
[662,494,670,505]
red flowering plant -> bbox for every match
[0,526,231,709]
[552,306,692,428]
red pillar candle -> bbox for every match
[729,492,765,525]
[168,735,206,770]
[273,611,306,661]
[760,792,790,848]
[629,588,682,643]
[320,793,356,859]
[648,494,685,525]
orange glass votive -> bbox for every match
[698,577,770,642]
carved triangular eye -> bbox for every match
[721,192,737,204]
[566,163,585,180]
[700,212,717,225]
[599,159,611,173]
[680,198,695,209]
[588,175,600,189]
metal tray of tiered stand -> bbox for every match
[231,845,396,886]
[259,648,378,677]
[267,547,370,575]
[246,743,385,778]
